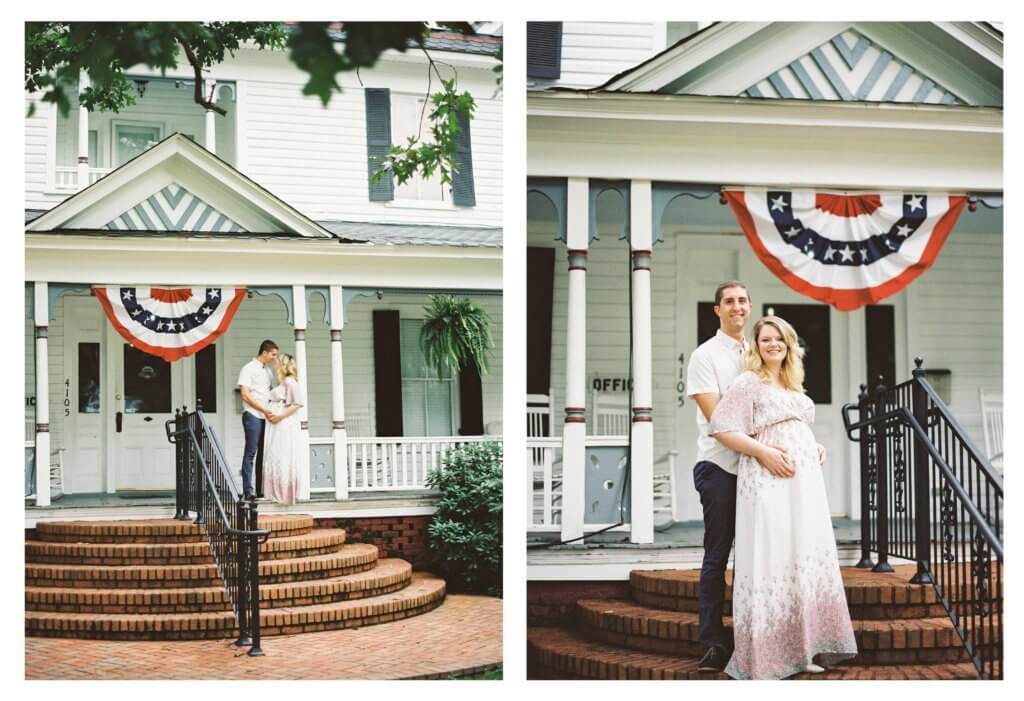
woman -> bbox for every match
[710,316,857,679]
[262,354,307,504]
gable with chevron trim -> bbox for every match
[743,29,963,104]
[105,183,247,233]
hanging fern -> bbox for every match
[420,294,492,379]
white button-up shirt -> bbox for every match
[237,358,274,418]
[686,329,749,475]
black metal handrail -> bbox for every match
[166,405,270,656]
[841,358,1003,679]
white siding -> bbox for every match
[912,228,1002,448]
[530,22,664,90]
[25,49,502,229]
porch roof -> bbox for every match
[26,209,503,248]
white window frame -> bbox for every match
[110,119,165,167]
[399,318,460,436]
[387,93,455,209]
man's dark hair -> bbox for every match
[258,339,279,355]
[714,280,751,306]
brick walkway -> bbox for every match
[26,594,501,680]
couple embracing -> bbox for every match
[687,281,857,679]
[237,339,307,505]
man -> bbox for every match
[686,281,794,672]
[238,339,278,499]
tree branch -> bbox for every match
[175,32,227,116]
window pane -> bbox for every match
[88,130,98,168]
[123,345,171,413]
[195,344,217,413]
[401,380,427,435]
[78,343,100,413]
[115,125,160,165]
[425,380,454,435]
[392,97,444,201]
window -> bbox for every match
[113,122,162,166]
[391,95,446,202]
[78,343,100,413]
[195,344,217,413]
[88,130,99,168]
[399,319,458,435]
[123,345,171,414]
[763,303,832,404]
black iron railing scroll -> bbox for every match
[841,358,1003,679]
[166,404,270,656]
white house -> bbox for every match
[526,21,1002,577]
[24,27,504,517]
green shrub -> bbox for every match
[426,441,502,596]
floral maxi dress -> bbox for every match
[262,377,307,505]
[710,371,857,679]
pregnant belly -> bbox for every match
[755,419,816,457]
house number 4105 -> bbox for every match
[677,353,685,407]
[64,378,71,416]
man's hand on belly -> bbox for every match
[755,443,795,478]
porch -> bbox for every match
[25,283,502,509]
[526,177,1003,547]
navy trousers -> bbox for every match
[241,411,266,496]
[693,459,737,651]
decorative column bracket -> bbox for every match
[527,177,569,243]
[249,287,295,326]
[588,179,630,242]
[46,283,92,322]
[650,182,721,246]
[306,286,331,325]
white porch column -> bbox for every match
[329,285,349,500]
[34,283,51,507]
[77,71,90,191]
[204,79,217,155]
[629,180,655,544]
[292,285,310,500]
[560,178,589,543]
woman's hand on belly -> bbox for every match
[753,443,795,478]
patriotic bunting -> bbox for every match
[723,189,967,311]
[93,287,246,362]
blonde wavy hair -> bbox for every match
[276,353,299,383]
[744,316,805,392]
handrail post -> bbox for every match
[234,498,252,648]
[173,409,190,520]
[189,407,205,526]
[855,384,874,569]
[247,497,264,657]
[910,358,935,584]
[873,376,894,573]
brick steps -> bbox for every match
[25,528,348,565]
[575,599,987,665]
[26,572,446,640]
[527,627,982,680]
[33,514,313,543]
[630,565,965,620]
[26,543,379,589]
[25,558,413,614]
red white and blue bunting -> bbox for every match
[723,189,967,311]
[93,287,246,362]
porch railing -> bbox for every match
[346,435,496,491]
[54,166,110,192]
[841,358,1003,679]
[166,405,270,656]
[527,436,677,531]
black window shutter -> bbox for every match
[458,359,484,435]
[372,310,403,436]
[451,109,476,207]
[526,247,556,395]
[364,88,394,202]
[527,22,563,79]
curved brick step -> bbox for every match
[25,528,347,566]
[26,571,446,640]
[527,627,983,680]
[576,599,995,665]
[630,565,984,620]
[33,514,314,544]
[26,543,379,589]
[26,558,413,614]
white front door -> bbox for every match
[110,324,183,491]
[63,297,105,493]
[672,234,852,520]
